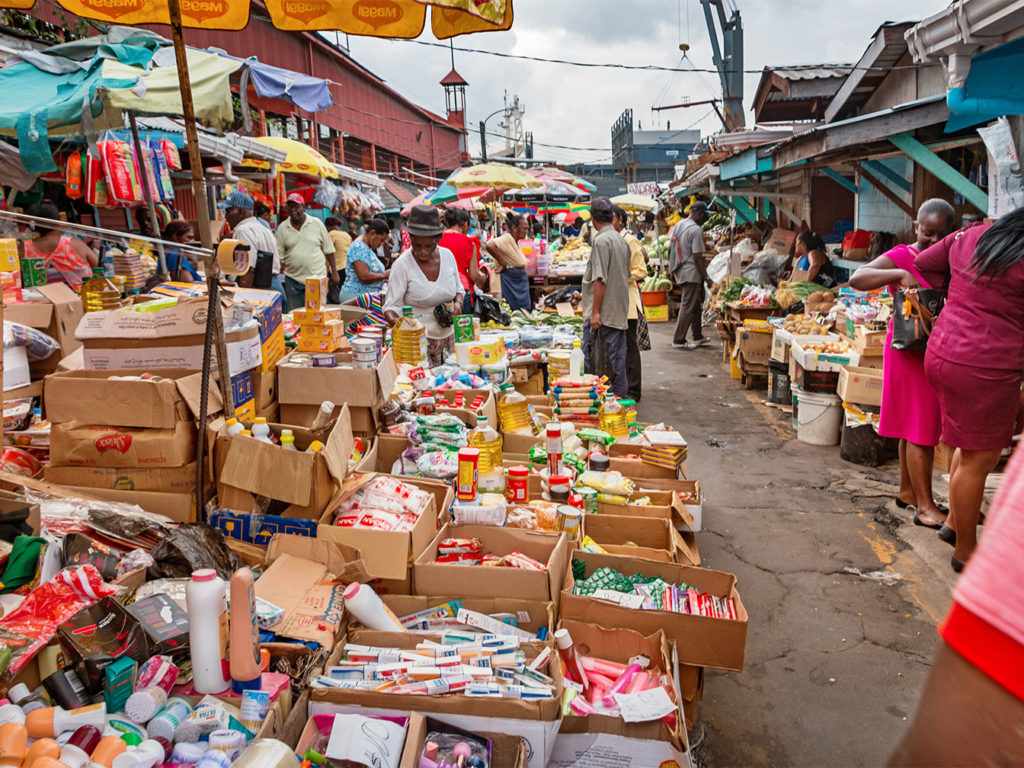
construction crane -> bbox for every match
[700,0,745,131]
[652,96,727,130]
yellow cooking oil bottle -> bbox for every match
[497,381,534,434]
[599,395,629,439]
[468,415,503,473]
[392,306,427,365]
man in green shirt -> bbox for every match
[275,193,338,310]
[582,197,631,398]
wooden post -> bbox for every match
[889,132,989,213]
[853,161,915,219]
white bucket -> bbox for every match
[796,388,843,446]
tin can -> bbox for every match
[312,354,336,368]
[557,505,582,540]
[457,447,480,501]
[506,465,529,503]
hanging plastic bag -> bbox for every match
[149,139,174,202]
[66,151,84,200]
[100,137,142,205]
[159,139,181,171]
[313,178,339,210]
[85,150,111,207]
[136,140,160,204]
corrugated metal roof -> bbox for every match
[769,65,854,81]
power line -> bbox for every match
[398,39,937,75]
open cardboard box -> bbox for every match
[628,477,703,531]
[279,403,378,438]
[581,514,699,566]
[317,471,451,582]
[606,442,684,480]
[216,406,354,520]
[401,712,528,768]
[316,628,561,724]
[435,388,498,427]
[48,486,196,523]
[75,297,262,377]
[354,433,409,474]
[44,369,222,428]
[837,365,884,408]
[375,594,555,638]
[277,348,399,410]
[414,524,568,602]
[596,488,699,533]
[5,283,85,374]
[553,619,687,761]
[561,551,747,672]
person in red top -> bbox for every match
[889,442,1024,766]
[914,208,1024,571]
[439,208,485,313]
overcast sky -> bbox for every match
[339,0,945,167]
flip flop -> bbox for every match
[937,525,956,547]
[894,498,914,510]
[913,512,943,530]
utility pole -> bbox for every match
[700,0,745,131]
[479,121,487,161]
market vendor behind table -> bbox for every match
[22,201,98,291]
[383,204,464,368]
[485,213,533,312]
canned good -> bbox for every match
[350,336,376,355]
[352,360,376,370]
[312,354,336,368]
[557,505,582,540]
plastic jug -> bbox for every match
[497,381,533,434]
[468,415,503,473]
[392,306,427,366]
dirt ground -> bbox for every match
[635,322,958,768]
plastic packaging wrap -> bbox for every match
[147,523,242,581]
[3,322,60,360]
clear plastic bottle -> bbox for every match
[468,415,503,473]
[497,382,533,434]
[568,340,584,377]
[81,268,122,312]
[251,418,273,444]
[392,306,427,366]
[280,430,297,451]
[599,396,628,439]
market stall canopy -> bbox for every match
[610,193,658,212]
[0,0,513,36]
[238,136,338,178]
[449,162,542,191]
[504,180,590,205]
[0,30,240,172]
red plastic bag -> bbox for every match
[841,229,871,250]
[0,565,116,677]
[85,151,111,207]
[160,139,181,171]
[66,151,83,200]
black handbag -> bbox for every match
[891,288,943,351]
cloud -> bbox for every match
[342,0,944,167]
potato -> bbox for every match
[809,291,825,304]
[822,291,835,302]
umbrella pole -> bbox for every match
[127,111,169,279]
[167,0,235,520]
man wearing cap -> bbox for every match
[219,191,286,306]
[582,197,631,398]
[669,201,712,349]
[275,193,338,310]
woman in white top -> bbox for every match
[383,205,464,366]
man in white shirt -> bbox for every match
[219,191,286,307]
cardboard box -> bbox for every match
[279,403,377,438]
[378,595,555,637]
[837,365,884,408]
[401,713,528,768]
[50,420,196,468]
[229,288,286,373]
[561,551,747,672]
[4,283,85,364]
[317,471,444,581]
[44,463,197,492]
[250,370,277,411]
[771,328,792,363]
[355,433,409,474]
[791,334,860,373]
[414,524,568,602]
[435,388,498,428]
[55,486,196,523]
[44,369,221,428]
[211,509,317,546]
[608,478,702,531]
[277,349,399,409]
[645,304,669,322]
[606,442,683,480]
[2,346,30,392]
[225,370,257,423]
[216,408,354,519]
[735,327,772,366]
[767,227,797,254]
[581,514,697,565]
[256,534,367,648]
[554,619,687,760]
[851,324,886,357]
[75,298,262,377]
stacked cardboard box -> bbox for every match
[296,277,345,353]
[41,369,221,522]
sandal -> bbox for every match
[951,555,965,574]
[913,511,943,530]
[895,498,914,510]
[937,525,956,547]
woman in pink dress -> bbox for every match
[850,199,956,528]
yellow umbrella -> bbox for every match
[449,162,542,191]
[610,193,658,212]
[239,136,339,178]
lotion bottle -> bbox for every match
[228,568,262,694]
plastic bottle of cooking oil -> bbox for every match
[599,396,628,440]
[497,381,533,434]
[392,306,427,366]
[80,267,122,312]
[568,340,584,377]
[468,415,503,473]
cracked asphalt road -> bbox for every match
[637,324,958,768]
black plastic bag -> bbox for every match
[147,523,242,581]
[475,293,511,326]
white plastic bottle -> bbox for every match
[569,340,584,377]
[186,570,231,694]
[224,418,243,437]
[111,739,165,768]
[251,418,273,444]
[342,583,404,632]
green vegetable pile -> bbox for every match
[720,277,754,304]
[703,211,729,231]
[640,270,673,292]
